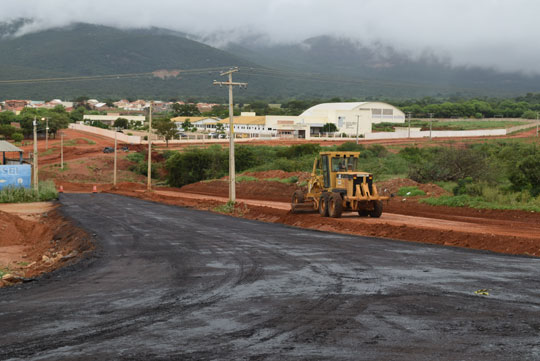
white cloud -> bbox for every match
[1,0,540,73]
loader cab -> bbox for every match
[317,152,361,190]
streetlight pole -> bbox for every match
[147,102,153,191]
[44,117,49,151]
[428,113,434,140]
[356,115,360,144]
[536,112,540,138]
[33,117,38,192]
[113,128,118,186]
[213,68,248,203]
[407,112,412,138]
[60,132,64,170]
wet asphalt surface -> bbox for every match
[1,194,540,360]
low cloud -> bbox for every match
[1,0,539,73]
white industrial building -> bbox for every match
[295,102,406,138]
[171,102,405,139]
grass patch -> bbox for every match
[40,148,54,156]
[82,138,96,145]
[373,120,527,132]
[0,181,58,203]
[264,176,299,184]
[236,175,259,182]
[0,267,10,278]
[214,201,236,214]
[397,186,426,196]
[420,194,540,212]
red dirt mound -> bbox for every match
[0,208,94,287]
[181,179,297,203]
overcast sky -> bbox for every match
[2,0,539,73]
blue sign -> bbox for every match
[0,165,31,190]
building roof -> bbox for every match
[0,141,23,153]
[171,116,211,123]
[300,102,368,116]
[219,116,266,125]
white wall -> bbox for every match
[69,124,142,144]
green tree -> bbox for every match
[172,103,201,117]
[154,118,178,147]
[216,123,225,135]
[322,123,338,133]
[113,118,129,129]
[0,111,16,125]
[522,110,538,119]
[510,155,540,196]
[181,119,195,132]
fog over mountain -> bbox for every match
[1,0,539,74]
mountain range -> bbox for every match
[0,22,539,101]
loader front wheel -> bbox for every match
[369,200,383,218]
[291,190,305,213]
[328,193,343,218]
[318,193,329,217]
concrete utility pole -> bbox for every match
[113,128,118,186]
[407,112,412,138]
[213,68,248,203]
[356,115,360,144]
[43,117,49,150]
[536,112,540,138]
[147,102,153,191]
[428,113,434,140]
[60,132,64,170]
[33,117,38,192]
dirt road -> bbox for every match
[1,193,539,360]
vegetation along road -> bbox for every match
[1,194,540,360]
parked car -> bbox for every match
[103,147,114,153]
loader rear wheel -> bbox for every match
[318,193,329,217]
[328,193,343,218]
[369,200,383,218]
[291,190,305,214]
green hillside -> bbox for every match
[1,23,540,100]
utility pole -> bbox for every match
[60,132,64,170]
[213,68,247,203]
[536,112,539,138]
[44,117,49,150]
[147,102,153,191]
[33,117,38,192]
[113,128,118,186]
[407,112,412,138]
[356,115,360,144]
[428,113,434,140]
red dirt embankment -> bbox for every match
[0,204,94,287]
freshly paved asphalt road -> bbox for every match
[1,194,540,360]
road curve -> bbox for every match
[1,194,540,360]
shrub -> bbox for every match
[276,143,320,158]
[11,133,24,142]
[337,142,365,152]
[509,154,540,196]
[407,147,489,183]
